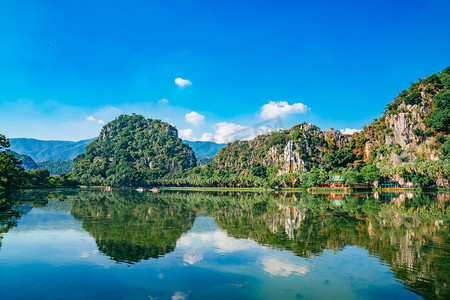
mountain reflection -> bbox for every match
[0,190,49,250]
[1,189,449,299]
[205,192,450,300]
[70,190,196,263]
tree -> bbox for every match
[360,165,380,185]
[300,168,328,188]
[426,90,450,133]
[0,134,24,191]
[343,171,364,186]
[439,140,450,160]
[250,163,267,178]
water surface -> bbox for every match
[0,189,448,299]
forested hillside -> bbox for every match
[161,67,450,188]
[71,114,196,186]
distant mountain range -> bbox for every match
[9,138,95,162]
[183,140,226,158]
[8,137,225,163]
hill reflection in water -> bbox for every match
[0,189,448,299]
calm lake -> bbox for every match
[0,189,448,299]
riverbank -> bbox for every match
[158,186,272,192]
[78,185,450,193]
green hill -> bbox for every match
[71,114,196,186]
[203,67,450,187]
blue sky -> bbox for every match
[1,0,449,142]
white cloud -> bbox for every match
[213,122,249,143]
[259,101,309,120]
[183,252,203,265]
[195,132,213,142]
[175,77,192,88]
[172,292,189,300]
[213,230,255,253]
[340,128,361,135]
[185,111,205,125]
[178,128,194,140]
[261,257,309,277]
[200,132,213,141]
[86,115,104,124]
[159,98,169,104]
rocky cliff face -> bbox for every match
[355,69,449,167]
[211,67,449,175]
[211,123,351,176]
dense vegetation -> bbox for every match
[71,114,196,186]
[0,134,77,192]
[2,67,449,189]
[178,66,450,188]
[3,189,448,298]
[37,159,73,175]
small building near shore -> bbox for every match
[327,175,344,188]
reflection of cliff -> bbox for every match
[208,193,449,300]
[70,190,195,263]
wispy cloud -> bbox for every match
[86,115,104,124]
[175,77,192,88]
[159,98,169,104]
[259,101,309,120]
[185,111,205,125]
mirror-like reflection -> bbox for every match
[0,189,448,299]
[70,191,196,263]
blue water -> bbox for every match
[0,189,448,299]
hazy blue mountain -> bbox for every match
[9,138,95,162]
[9,151,39,171]
[8,138,224,164]
[183,140,226,158]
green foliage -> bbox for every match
[423,73,444,89]
[37,159,73,175]
[0,134,23,191]
[324,149,356,169]
[250,163,267,178]
[403,92,421,105]
[426,90,450,133]
[300,167,328,188]
[342,171,364,186]
[360,164,380,183]
[267,132,286,148]
[71,115,196,186]
[440,140,450,160]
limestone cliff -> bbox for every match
[211,67,449,175]
[211,123,353,176]
[355,67,450,167]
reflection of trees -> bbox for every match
[70,190,195,263]
[0,190,49,250]
[1,189,449,299]
[197,192,449,300]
